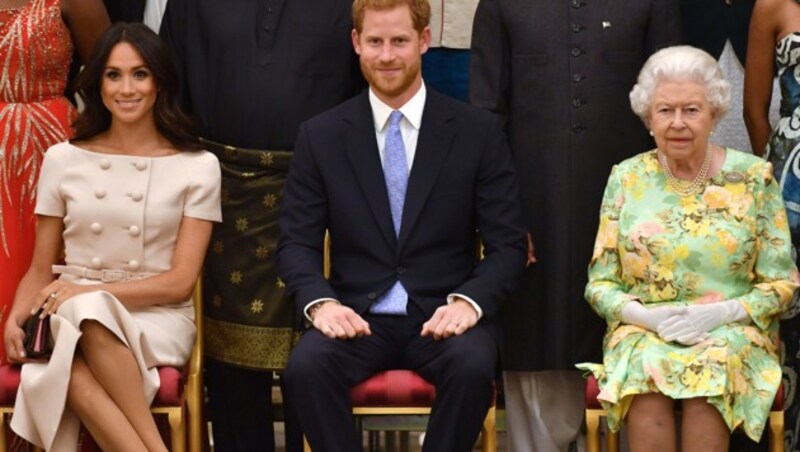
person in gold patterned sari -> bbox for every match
[577,46,800,451]
[0,0,108,366]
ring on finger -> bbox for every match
[49,292,58,300]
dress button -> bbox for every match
[572,73,584,83]
[368,292,377,300]
[572,124,585,133]
[129,225,141,237]
[99,159,111,170]
[128,260,140,270]
[131,192,143,202]
[90,222,103,234]
[263,25,271,32]
[571,24,582,33]
[572,98,584,108]
[571,47,581,57]
[95,188,106,199]
[91,257,102,268]
[134,160,147,171]
[571,0,582,7]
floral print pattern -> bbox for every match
[577,149,799,441]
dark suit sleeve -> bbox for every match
[277,122,338,319]
[468,0,511,120]
[451,115,527,321]
[646,0,682,56]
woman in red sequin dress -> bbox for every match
[0,0,108,365]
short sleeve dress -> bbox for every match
[576,149,799,441]
[9,142,222,451]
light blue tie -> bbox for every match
[371,110,409,315]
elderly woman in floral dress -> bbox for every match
[578,45,799,452]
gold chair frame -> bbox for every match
[0,280,204,452]
[585,397,784,452]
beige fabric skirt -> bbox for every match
[10,283,194,451]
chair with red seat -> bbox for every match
[302,234,497,451]
[0,280,205,452]
[584,374,785,452]
[303,369,497,452]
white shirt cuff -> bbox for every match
[447,293,483,320]
[303,298,340,322]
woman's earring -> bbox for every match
[649,130,654,137]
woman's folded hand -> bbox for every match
[621,301,687,332]
[657,300,749,345]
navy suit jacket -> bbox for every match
[277,88,527,327]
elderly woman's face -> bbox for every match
[648,79,716,162]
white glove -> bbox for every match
[621,301,687,332]
[657,300,749,345]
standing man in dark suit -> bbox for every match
[160,1,364,450]
[470,0,681,450]
[278,0,527,450]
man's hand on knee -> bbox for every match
[312,303,371,339]
[421,299,479,340]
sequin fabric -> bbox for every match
[0,0,76,364]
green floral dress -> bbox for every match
[576,149,799,441]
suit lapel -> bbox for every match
[398,92,456,248]
[343,93,397,249]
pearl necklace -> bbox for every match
[658,146,712,197]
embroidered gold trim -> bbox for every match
[204,316,299,370]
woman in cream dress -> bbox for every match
[2,23,220,451]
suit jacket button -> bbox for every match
[368,292,377,300]
[397,267,406,275]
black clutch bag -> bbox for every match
[23,308,52,359]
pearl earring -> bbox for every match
[649,130,654,137]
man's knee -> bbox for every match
[439,335,497,389]
[283,332,337,388]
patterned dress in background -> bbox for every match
[0,0,76,365]
[766,30,800,451]
[577,149,799,441]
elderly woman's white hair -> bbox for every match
[629,45,731,123]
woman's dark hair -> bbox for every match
[71,22,202,151]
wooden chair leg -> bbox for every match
[769,410,785,452]
[481,405,497,452]
[399,431,409,451]
[368,430,380,452]
[167,409,185,452]
[606,420,620,452]
[0,412,6,452]
[586,409,601,452]
[188,387,203,452]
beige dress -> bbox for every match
[10,142,222,451]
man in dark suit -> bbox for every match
[277,0,527,450]
[470,1,680,449]
[161,1,364,450]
